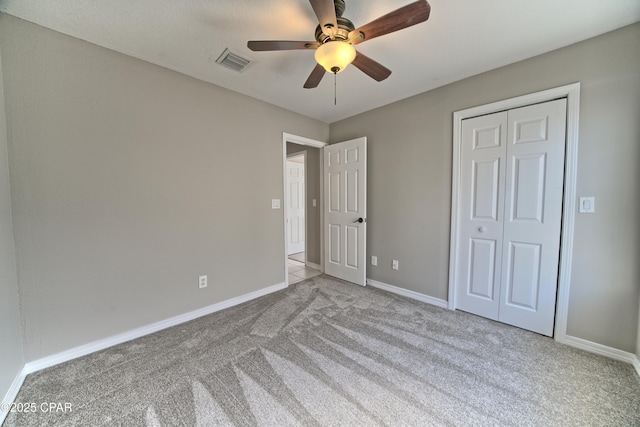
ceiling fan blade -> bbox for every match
[352,51,392,82]
[247,41,320,51]
[309,0,338,37]
[349,0,431,45]
[303,64,326,89]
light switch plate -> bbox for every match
[272,199,281,209]
[579,197,595,213]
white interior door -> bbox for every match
[456,112,508,321]
[324,137,367,286]
[287,158,305,255]
[498,99,566,335]
[455,99,567,336]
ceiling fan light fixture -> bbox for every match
[314,41,356,74]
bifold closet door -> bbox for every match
[456,99,567,336]
[457,111,508,321]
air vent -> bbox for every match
[216,49,251,73]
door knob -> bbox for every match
[353,218,365,223]
[478,226,485,233]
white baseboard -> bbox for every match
[23,281,287,375]
[561,335,640,377]
[366,278,448,309]
[1,366,28,425]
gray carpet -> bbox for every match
[4,275,639,426]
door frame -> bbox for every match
[286,152,306,256]
[282,132,328,286]
[448,82,581,342]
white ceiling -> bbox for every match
[1,0,639,123]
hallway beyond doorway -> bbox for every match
[288,253,320,284]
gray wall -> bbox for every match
[0,51,24,403]
[286,143,321,266]
[330,23,640,353]
[0,14,329,361]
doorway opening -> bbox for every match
[286,153,305,262]
[286,152,320,284]
[282,133,327,286]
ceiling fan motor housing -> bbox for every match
[315,0,354,43]
[333,0,346,17]
[315,16,355,43]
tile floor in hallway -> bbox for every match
[287,258,321,284]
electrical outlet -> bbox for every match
[198,275,207,289]
[392,260,399,270]
[371,255,378,266]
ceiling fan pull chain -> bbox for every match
[334,72,337,106]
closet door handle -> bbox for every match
[353,218,365,223]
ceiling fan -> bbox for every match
[247,0,431,89]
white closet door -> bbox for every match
[456,99,567,336]
[456,111,508,320]
[498,99,567,336]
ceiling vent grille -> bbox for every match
[216,49,251,73]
